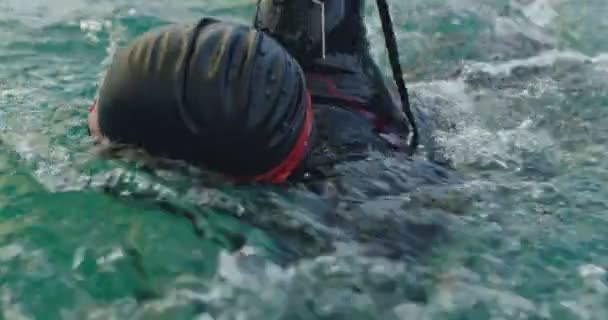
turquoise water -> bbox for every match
[1,0,608,319]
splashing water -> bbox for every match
[1,0,608,319]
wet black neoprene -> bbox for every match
[254,0,412,156]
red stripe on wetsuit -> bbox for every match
[306,73,389,132]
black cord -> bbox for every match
[376,0,419,153]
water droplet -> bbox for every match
[578,264,606,278]
[0,244,22,261]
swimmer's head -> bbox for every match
[91,19,312,182]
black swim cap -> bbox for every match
[96,19,311,180]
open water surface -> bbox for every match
[1,0,608,319]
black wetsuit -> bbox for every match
[254,0,412,176]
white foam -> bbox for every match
[393,303,431,320]
[518,0,559,27]
[0,244,23,261]
[1,287,31,320]
[79,19,103,32]
[464,49,590,76]
[578,264,607,278]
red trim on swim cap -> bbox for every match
[88,100,97,113]
[246,90,313,184]
[87,93,312,184]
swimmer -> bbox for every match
[88,0,417,184]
